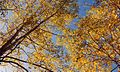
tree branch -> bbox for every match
[111,65,118,72]
[4,56,53,72]
[0,60,28,72]
[0,9,14,10]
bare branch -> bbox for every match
[111,65,118,72]
[0,9,14,10]
[0,60,28,72]
[4,56,53,72]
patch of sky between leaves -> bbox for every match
[66,0,95,30]
[52,0,95,43]
[112,63,118,72]
[0,10,14,34]
[78,0,95,17]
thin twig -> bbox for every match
[111,65,118,72]
[0,60,28,72]
[4,56,53,72]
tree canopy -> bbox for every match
[0,0,119,72]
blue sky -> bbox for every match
[78,0,95,17]
[66,0,95,30]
